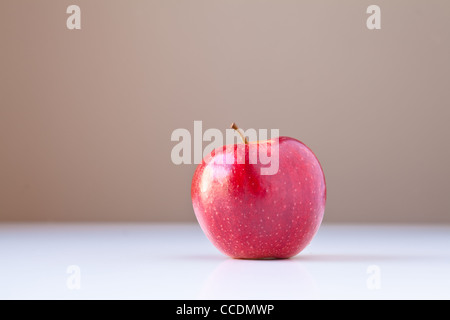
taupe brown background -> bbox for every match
[1,1,449,223]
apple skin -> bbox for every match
[191,137,326,259]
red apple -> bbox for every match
[191,126,326,259]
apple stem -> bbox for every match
[231,123,249,144]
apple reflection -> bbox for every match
[197,258,318,299]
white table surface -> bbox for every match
[0,223,449,300]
